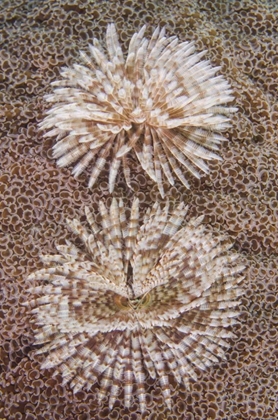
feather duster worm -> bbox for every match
[25,199,244,412]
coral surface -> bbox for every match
[0,0,277,419]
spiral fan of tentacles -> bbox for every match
[25,198,244,412]
[40,24,237,197]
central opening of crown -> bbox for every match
[114,293,151,311]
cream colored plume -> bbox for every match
[40,24,237,196]
[25,198,244,412]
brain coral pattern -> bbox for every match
[0,0,277,419]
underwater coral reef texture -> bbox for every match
[0,0,277,419]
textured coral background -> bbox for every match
[0,0,277,419]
